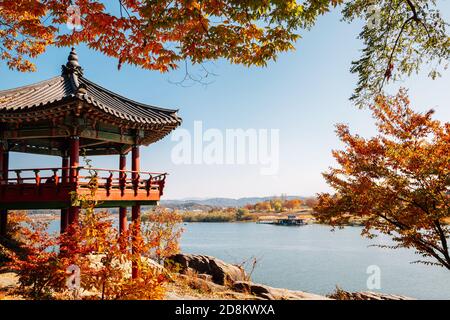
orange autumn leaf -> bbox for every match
[0,0,343,72]
[315,89,450,270]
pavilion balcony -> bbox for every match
[0,48,182,238]
[0,167,167,210]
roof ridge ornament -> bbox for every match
[62,47,84,76]
[76,83,87,95]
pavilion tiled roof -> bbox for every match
[0,48,181,130]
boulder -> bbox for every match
[166,254,247,285]
[232,281,330,300]
[232,281,274,299]
[177,274,227,293]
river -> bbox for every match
[47,220,450,299]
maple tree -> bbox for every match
[4,160,183,300]
[0,211,29,265]
[1,1,447,104]
[2,214,64,299]
[0,0,342,73]
[6,208,181,299]
[315,89,450,269]
[140,208,183,264]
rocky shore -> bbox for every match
[0,253,414,300]
[162,254,413,300]
[164,253,329,300]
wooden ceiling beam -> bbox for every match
[1,128,70,140]
[80,128,135,145]
[9,144,63,156]
[84,148,121,156]
[79,140,109,148]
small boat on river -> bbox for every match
[257,215,307,226]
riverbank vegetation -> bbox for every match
[244,198,303,212]
[181,210,250,223]
[144,208,256,223]
[142,197,314,223]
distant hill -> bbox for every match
[24,196,307,214]
[160,196,306,210]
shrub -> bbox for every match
[8,162,183,299]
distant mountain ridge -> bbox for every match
[160,196,306,209]
[26,196,307,214]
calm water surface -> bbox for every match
[180,223,450,299]
[48,221,450,299]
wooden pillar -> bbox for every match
[119,154,127,235]
[60,209,69,234]
[131,145,140,278]
[61,154,69,184]
[60,155,69,233]
[68,136,80,227]
[0,145,8,237]
[119,206,128,253]
[69,136,79,183]
[119,208,127,232]
[131,145,140,180]
[131,204,140,279]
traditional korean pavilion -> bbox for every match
[0,48,181,237]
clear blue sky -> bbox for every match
[1,5,449,199]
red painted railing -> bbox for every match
[0,166,167,197]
